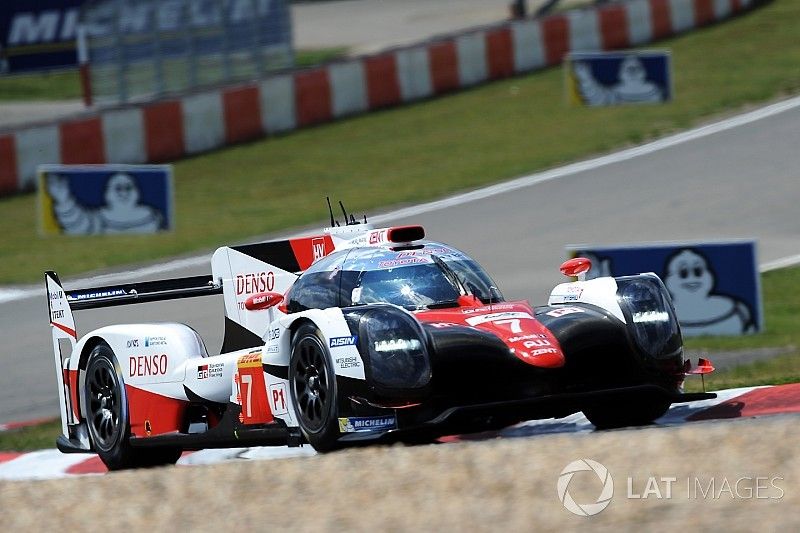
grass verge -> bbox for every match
[684,266,800,391]
[0,48,348,102]
[0,420,61,452]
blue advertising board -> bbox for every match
[566,50,672,106]
[0,0,83,74]
[38,165,173,235]
[567,241,762,337]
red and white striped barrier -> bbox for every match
[0,0,758,196]
[0,381,796,481]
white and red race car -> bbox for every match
[46,217,714,469]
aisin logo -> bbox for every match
[557,459,614,516]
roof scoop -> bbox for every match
[560,257,592,281]
[388,225,425,243]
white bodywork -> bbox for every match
[548,277,626,323]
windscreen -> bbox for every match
[340,243,504,309]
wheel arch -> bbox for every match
[77,336,113,420]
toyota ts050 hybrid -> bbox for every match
[46,214,715,469]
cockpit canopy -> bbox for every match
[285,241,504,313]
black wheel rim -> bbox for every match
[87,360,122,450]
[292,336,331,432]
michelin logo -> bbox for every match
[330,336,358,348]
[338,416,396,433]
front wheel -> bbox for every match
[84,343,181,470]
[289,324,341,452]
[582,397,671,430]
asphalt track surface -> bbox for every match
[1,97,799,424]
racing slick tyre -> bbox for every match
[84,343,181,470]
[582,397,671,430]
[289,323,341,452]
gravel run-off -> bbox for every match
[1,414,797,531]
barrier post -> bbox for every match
[77,26,93,107]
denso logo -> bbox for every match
[129,354,168,377]
[236,271,275,295]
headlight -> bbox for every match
[617,276,681,359]
[358,307,431,389]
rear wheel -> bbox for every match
[84,343,180,470]
[289,324,341,452]
[582,397,671,430]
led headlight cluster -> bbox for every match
[358,307,431,389]
[617,275,681,359]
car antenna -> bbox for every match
[339,200,358,226]
[326,196,339,227]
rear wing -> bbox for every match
[64,274,222,310]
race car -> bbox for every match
[46,215,715,469]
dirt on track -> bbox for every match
[1,415,797,531]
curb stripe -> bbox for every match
[599,4,631,50]
[649,0,673,39]
[486,27,515,80]
[688,383,800,421]
[59,117,105,165]
[143,100,185,162]
[542,15,570,66]
[0,134,17,194]
[364,54,402,109]
[429,41,460,94]
[294,68,332,126]
[223,85,264,144]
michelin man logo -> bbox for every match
[47,172,165,234]
[574,251,612,280]
[574,55,664,106]
[663,249,755,335]
[557,459,614,516]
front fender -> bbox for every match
[275,308,366,380]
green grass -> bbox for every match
[295,47,349,68]
[0,48,348,102]
[1,1,799,285]
[0,420,61,452]
[684,266,800,391]
[0,69,83,101]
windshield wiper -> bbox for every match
[425,300,461,309]
[431,254,469,297]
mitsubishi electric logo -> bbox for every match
[557,459,614,516]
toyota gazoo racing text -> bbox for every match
[46,214,715,469]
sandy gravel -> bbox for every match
[1,414,797,531]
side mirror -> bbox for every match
[560,257,592,281]
[244,292,284,311]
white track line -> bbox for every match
[3,95,800,304]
